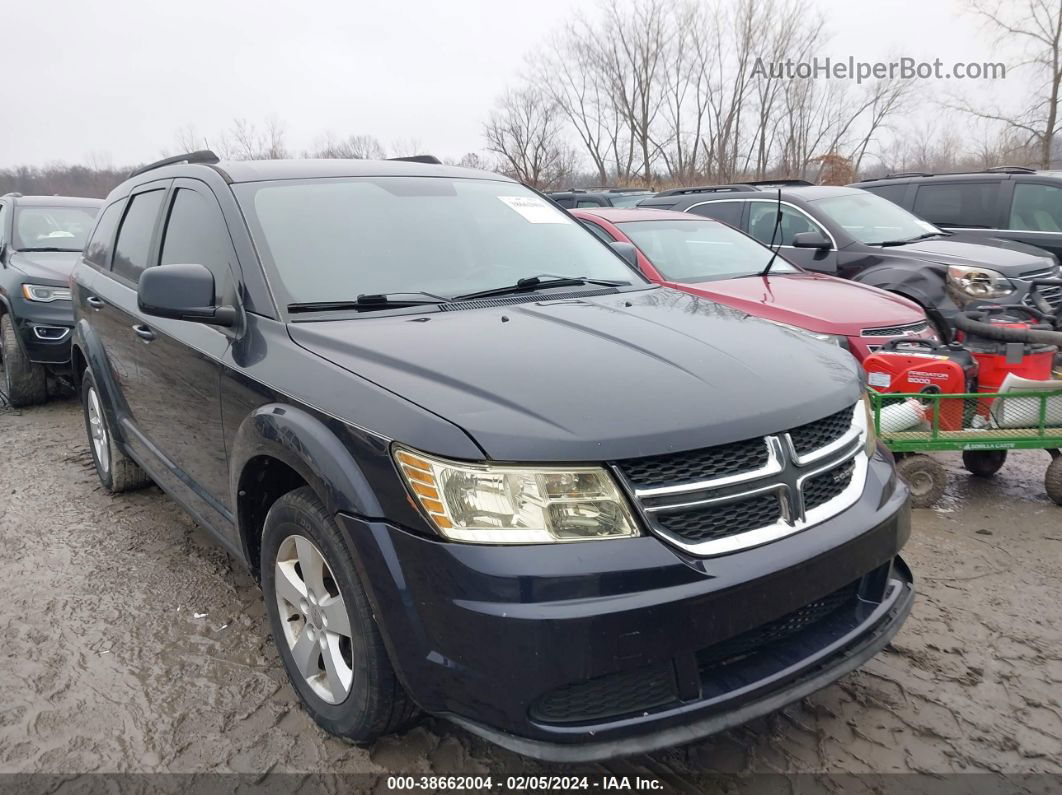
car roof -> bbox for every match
[5,195,104,207]
[213,158,512,184]
[573,207,711,223]
[642,185,861,205]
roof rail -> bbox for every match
[742,179,814,187]
[129,150,219,179]
[985,165,1036,174]
[2,192,22,198]
[654,184,761,197]
[387,155,442,165]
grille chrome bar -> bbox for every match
[615,403,869,558]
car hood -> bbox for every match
[287,288,862,462]
[882,238,1054,274]
[670,272,924,335]
[9,250,81,283]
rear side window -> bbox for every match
[688,200,743,227]
[913,182,997,227]
[159,189,235,300]
[576,198,606,208]
[1010,183,1062,232]
[862,183,908,206]
[112,190,165,283]
[85,201,124,269]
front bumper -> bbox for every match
[847,326,938,362]
[340,451,911,761]
[8,302,73,365]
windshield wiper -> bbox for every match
[874,232,943,247]
[287,292,449,314]
[17,246,80,253]
[452,275,629,302]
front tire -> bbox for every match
[81,369,151,493]
[0,314,47,407]
[261,486,418,743]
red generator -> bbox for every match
[863,340,978,430]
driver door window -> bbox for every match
[748,203,827,247]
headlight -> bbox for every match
[22,284,72,303]
[861,393,878,456]
[393,447,640,544]
[765,320,848,348]
[946,265,1014,299]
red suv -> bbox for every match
[573,208,936,361]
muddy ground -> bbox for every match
[1,395,1061,787]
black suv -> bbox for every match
[71,152,912,761]
[855,167,1062,264]
[0,193,102,405]
[639,183,1060,337]
[547,187,653,208]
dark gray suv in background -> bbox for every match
[70,152,912,761]
[0,193,102,405]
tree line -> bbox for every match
[3,0,1059,197]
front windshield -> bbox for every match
[812,191,940,245]
[617,218,798,282]
[14,206,99,251]
[608,193,652,208]
[234,177,644,304]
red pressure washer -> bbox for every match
[865,289,1062,486]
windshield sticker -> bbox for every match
[498,195,571,224]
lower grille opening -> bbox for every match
[697,578,862,695]
[654,492,782,544]
[529,663,678,725]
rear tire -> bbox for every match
[0,314,47,407]
[261,486,419,743]
[1045,455,1062,506]
[962,449,1007,478]
[896,454,947,508]
[81,369,151,493]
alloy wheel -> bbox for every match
[86,387,110,473]
[274,535,354,704]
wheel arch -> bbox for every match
[229,403,386,579]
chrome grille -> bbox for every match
[615,403,868,557]
[1023,284,1062,310]
[861,320,929,337]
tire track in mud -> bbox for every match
[1,399,1060,776]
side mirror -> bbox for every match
[792,231,831,250]
[609,241,639,269]
[138,263,236,327]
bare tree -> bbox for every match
[308,133,387,159]
[956,0,1062,168]
[484,86,575,188]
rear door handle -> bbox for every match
[86,296,105,310]
[132,324,156,342]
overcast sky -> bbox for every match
[2,0,1011,168]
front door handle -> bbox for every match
[86,296,105,310]
[132,324,156,342]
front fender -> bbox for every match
[228,403,386,524]
[853,260,957,325]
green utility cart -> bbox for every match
[868,388,1062,508]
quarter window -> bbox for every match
[85,201,124,269]
[580,220,615,244]
[159,189,235,299]
[1009,183,1062,232]
[862,184,909,206]
[913,182,997,227]
[112,190,165,283]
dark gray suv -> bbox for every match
[70,151,912,761]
